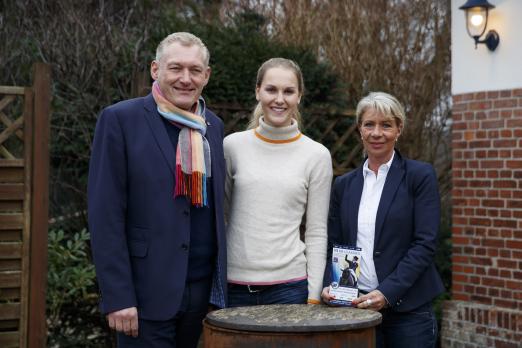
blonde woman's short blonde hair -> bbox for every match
[356,92,406,129]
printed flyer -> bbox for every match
[329,245,362,306]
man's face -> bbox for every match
[151,42,210,111]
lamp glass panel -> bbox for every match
[466,7,487,37]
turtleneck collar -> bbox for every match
[254,117,301,144]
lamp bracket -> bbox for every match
[474,30,499,51]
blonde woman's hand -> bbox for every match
[351,290,387,311]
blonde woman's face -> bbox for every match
[255,67,301,128]
[359,108,401,164]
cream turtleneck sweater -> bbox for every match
[224,118,333,302]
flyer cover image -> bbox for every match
[329,245,362,306]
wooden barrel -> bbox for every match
[203,304,382,348]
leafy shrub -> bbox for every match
[47,229,110,347]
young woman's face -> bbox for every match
[255,67,301,127]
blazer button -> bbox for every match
[181,244,188,251]
[374,251,381,256]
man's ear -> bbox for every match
[150,60,159,80]
[203,66,211,86]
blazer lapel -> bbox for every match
[143,94,176,174]
[374,152,405,244]
[346,166,364,246]
[203,113,219,178]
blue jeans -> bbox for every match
[227,279,308,307]
[376,302,437,348]
[117,277,212,348]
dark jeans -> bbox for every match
[376,302,437,348]
[117,277,212,348]
[227,279,308,307]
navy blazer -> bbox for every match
[325,151,444,312]
[88,94,227,320]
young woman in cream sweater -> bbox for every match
[224,58,332,306]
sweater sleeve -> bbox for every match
[304,147,333,302]
[223,136,234,226]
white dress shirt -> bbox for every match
[356,152,395,292]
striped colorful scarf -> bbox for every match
[152,81,211,207]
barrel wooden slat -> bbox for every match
[0,184,24,200]
[0,303,20,320]
[0,168,24,183]
[0,243,22,259]
[0,288,20,301]
[0,259,21,271]
[0,214,23,229]
[204,323,375,348]
[0,331,20,348]
[0,230,22,241]
[0,271,21,287]
[204,305,381,348]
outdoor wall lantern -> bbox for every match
[459,0,499,51]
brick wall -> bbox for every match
[441,88,522,347]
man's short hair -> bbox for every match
[155,32,210,66]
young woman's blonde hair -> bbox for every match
[247,58,304,129]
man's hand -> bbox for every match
[107,307,138,337]
[352,290,387,311]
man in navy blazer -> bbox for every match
[88,32,227,347]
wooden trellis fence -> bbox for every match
[133,72,362,176]
[0,63,51,348]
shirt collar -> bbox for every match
[192,96,206,118]
[363,151,395,177]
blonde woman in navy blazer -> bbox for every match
[322,92,444,348]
